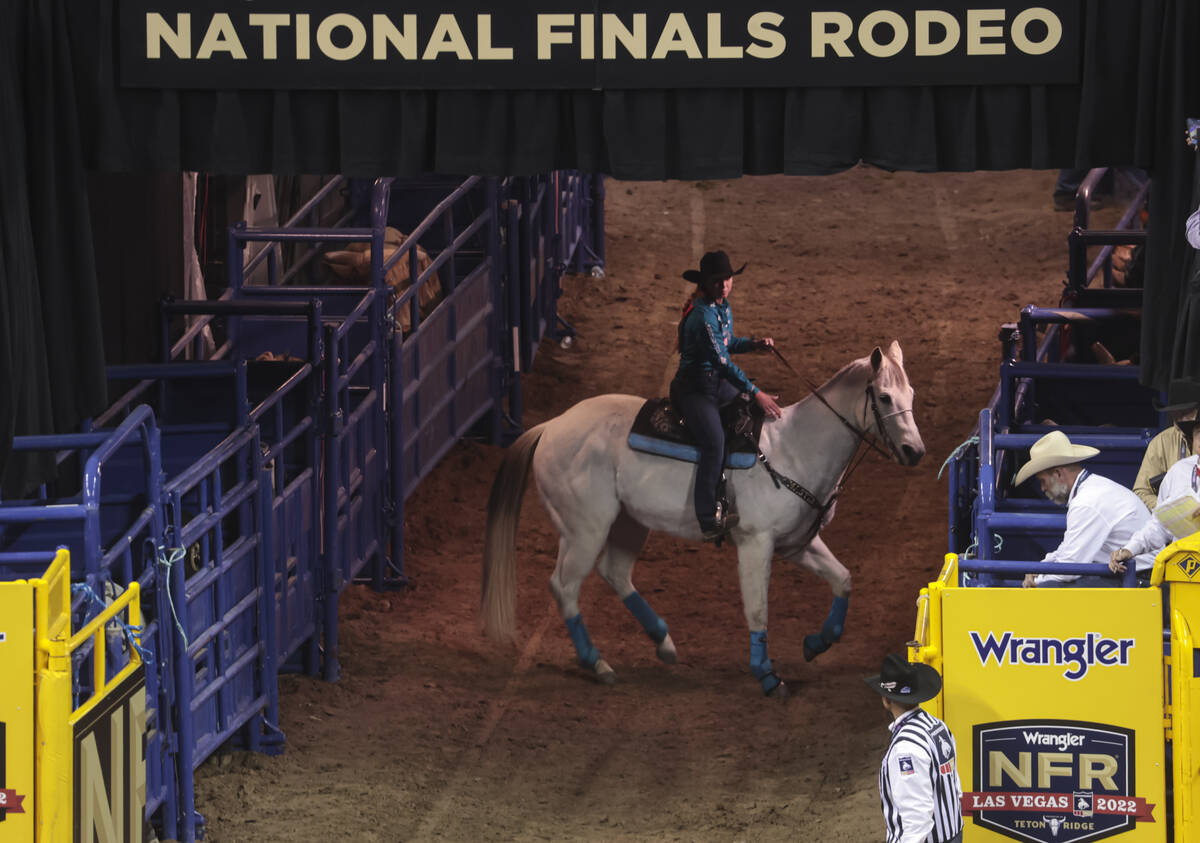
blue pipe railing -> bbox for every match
[959,558,1139,588]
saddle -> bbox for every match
[626,394,765,468]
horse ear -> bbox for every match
[888,340,904,367]
[870,346,883,372]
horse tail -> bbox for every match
[481,422,547,643]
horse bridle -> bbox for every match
[755,346,914,542]
[768,346,910,463]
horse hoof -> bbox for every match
[803,634,827,662]
[594,658,617,685]
[656,634,678,664]
[767,679,790,700]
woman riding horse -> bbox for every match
[671,250,783,542]
[482,340,926,696]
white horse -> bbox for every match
[482,341,925,696]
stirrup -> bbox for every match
[715,501,739,531]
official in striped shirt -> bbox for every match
[865,654,963,843]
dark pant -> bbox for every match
[671,374,740,529]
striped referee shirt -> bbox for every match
[879,707,964,843]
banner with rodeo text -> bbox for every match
[118,0,1080,90]
[939,587,1165,843]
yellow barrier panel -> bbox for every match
[65,580,145,843]
[910,553,957,720]
[0,549,146,842]
[35,548,72,842]
[0,568,37,839]
[1156,534,1200,843]
[916,553,1168,841]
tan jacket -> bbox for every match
[1134,426,1190,510]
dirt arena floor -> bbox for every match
[194,168,1116,841]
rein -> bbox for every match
[768,345,901,463]
[756,345,913,542]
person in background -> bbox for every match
[670,250,782,542]
[1014,431,1155,587]
[1133,378,1200,511]
[1112,416,1200,578]
[866,654,963,843]
[1187,202,1200,249]
[1053,167,1148,213]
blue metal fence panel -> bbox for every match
[0,410,181,841]
[270,470,319,669]
[164,425,280,840]
[0,169,605,839]
[96,355,324,674]
[509,173,602,375]
[398,260,496,499]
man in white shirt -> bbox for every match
[1014,431,1155,588]
[1187,203,1200,250]
[867,654,963,843]
[1112,418,1200,574]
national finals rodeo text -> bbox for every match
[119,2,1081,89]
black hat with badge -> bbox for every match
[682,250,747,285]
[864,653,943,705]
[1154,377,1200,413]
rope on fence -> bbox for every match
[72,582,155,665]
[938,435,980,480]
[156,546,190,649]
[961,532,1003,560]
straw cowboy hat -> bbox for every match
[864,653,942,705]
[1013,430,1099,487]
[682,250,746,284]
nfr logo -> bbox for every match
[962,720,1155,843]
[1177,553,1200,579]
[0,722,29,821]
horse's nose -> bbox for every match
[901,444,925,466]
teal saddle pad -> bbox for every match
[626,397,763,469]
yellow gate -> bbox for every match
[0,548,146,842]
[912,552,1176,841]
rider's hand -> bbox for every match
[755,390,783,419]
[1109,547,1132,573]
[756,337,775,350]
[1022,573,1038,589]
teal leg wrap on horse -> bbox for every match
[804,594,849,661]
[565,613,600,669]
[750,629,781,695]
[622,591,668,643]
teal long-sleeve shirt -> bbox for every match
[676,298,758,395]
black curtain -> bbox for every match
[63,1,1168,177]
[1145,2,1200,387]
[2,0,1198,486]
[1168,152,1200,377]
[1,0,107,496]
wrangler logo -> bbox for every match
[969,631,1134,681]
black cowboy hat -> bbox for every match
[863,653,943,705]
[682,250,747,285]
[1154,377,1200,413]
